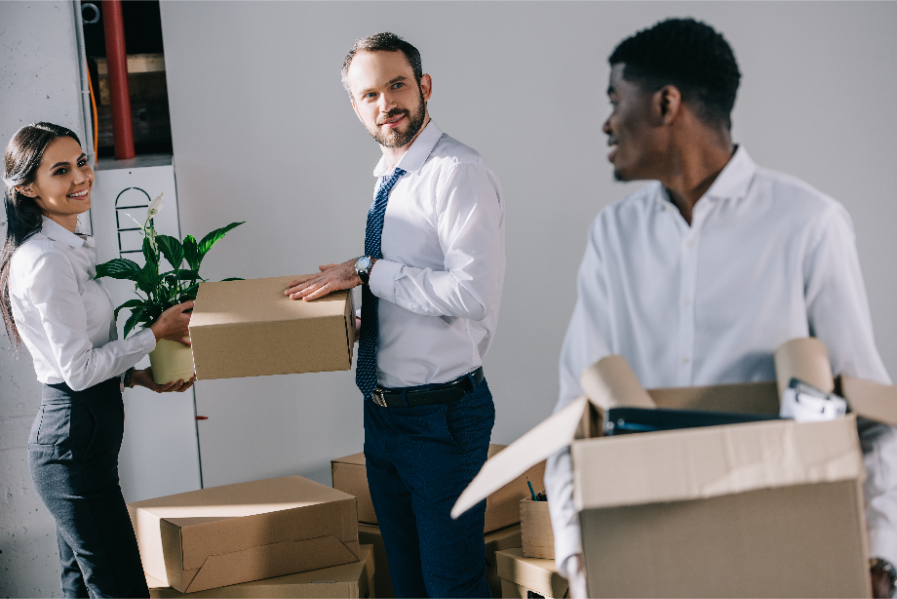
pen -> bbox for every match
[527,479,537,501]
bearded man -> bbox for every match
[285,32,506,598]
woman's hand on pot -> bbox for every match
[130,367,196,392]
[150,300,194,346]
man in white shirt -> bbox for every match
[286,32,505,597]
[545,18,897,598]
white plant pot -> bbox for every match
[148,337,195,384]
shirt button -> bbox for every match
[685,239,694,248]
[682,356,690,364]
[683,298,691,307]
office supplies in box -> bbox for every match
[496,548,568,599]
[520,498,554,559]
[190,276,355,379]
[454,338,897,597]
[145,544,374,598]
[332,445,545,532]
[128,475,361,593]
[359,521,521,599]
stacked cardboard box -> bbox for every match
[128,475,362,594]
[496,548,568,599]
[332,446,540,597]
[146,544,375,598]
[455,338,897,597]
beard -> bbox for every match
[366,88,427,148]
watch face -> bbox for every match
[356,256,372,271]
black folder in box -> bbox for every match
[603,407,781,436]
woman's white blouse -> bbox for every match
[9,217,156,391]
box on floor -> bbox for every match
[190,276,355,380]
[146,544,374,598]
[332,445,545,532]
[128,475,360,593]
[496,548,568,599]
[454,338,897,598]
[359,522,521,599]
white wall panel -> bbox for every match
[158,2,897,487]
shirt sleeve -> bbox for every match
[545,219,614,579]
[28,250,156,391]
[803,203,897,564]
[368,163,505,322]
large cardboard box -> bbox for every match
[332,445,545,532]
[455,339,897,598]
[145,545,375,598]
[128,476,361,593]
[358,522,521,599]
[520,498,553,559]
[190,276,355,380]
[496,548,568,599]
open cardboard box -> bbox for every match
[145,544,375,598]
[128,475,361,593]
[496,548,568,599]
[332,445,545,533]
[454,338,897,598]
[190,276,355,380]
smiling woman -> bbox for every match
[0,122,196,598]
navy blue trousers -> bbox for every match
[364,374,495,598]
[28,378,149,598]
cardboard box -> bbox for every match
[145,544,375,598]
[520,498,553,559]
[496,548,568,599]
[454,338,896,598]
[128,475,361,593]
[190,276,355,380]
[358,521,521,599]
[332,445,545,532]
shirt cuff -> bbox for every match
[138,327,157,353]
[368,258,402,304]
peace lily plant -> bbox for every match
[95,193,244,383]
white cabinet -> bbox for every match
[91,155,202,502]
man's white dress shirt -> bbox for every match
[368,122,505,388]
[545,146,897,577]
[9,216,156,391]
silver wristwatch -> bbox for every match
[354,256,373,285]
[871,558,897,598]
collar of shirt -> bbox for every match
[658,145,758,208]
[372,121,444,178]
[40,216,93,248]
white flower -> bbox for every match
[147,192,164,220]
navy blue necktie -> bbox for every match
[356,167,406,400]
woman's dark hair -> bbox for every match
[1,122,81,345]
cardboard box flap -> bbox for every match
[774,337,835,397]
[332,452,366,467]
[841,375,897,427]
[192,276,350,327]
[184,535,360,593]
[452,396,589,520]
[496,548,568,599]
[649,381,779,414]
[572,416,864,511]
[579,355,656,411]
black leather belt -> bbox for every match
[371,367,485,408]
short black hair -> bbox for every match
[610,18,741,130]
[341,32,422,99]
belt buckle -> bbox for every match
[373,389,388,407]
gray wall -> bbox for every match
[0,2,85,596]
[159,0,897,488]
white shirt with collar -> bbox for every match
[545,146,897,577]
[9,216,156,391]
[367,121,505,388]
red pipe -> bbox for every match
[102,0,135,160]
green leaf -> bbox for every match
[95,258,141,281]
[199,221,244,259]
[123,306,147,339]
[156,235,184,270]
[180,283,200,302]
[178,269,201,281]
[143,236,159,270]
[113,299,143,322]
[183,235,200,272]
[135,262,161,296]
[220,277,244,282]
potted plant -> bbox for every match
[95,193,244,384]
